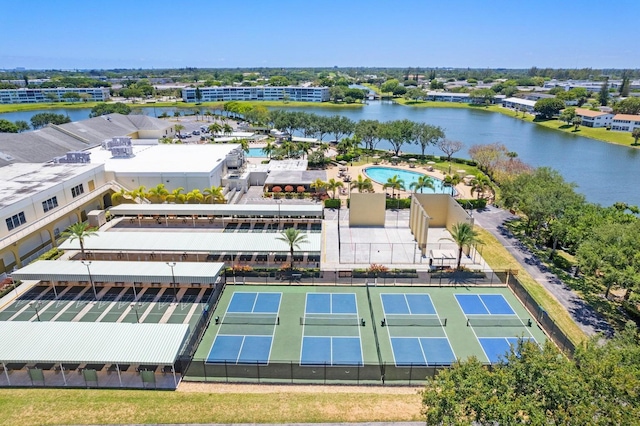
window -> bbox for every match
[42,196,58,213]
[71,184,84,198]
[6,212,26,231]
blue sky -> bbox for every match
[1,0,638,70]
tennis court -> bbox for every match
[206,292,281,364]
[189,285,547,384]
[455,293,538,363]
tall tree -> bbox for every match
[350,174,374,193]
[354,119,382,151]
[383,175,406,197]
[413,123,445,156]
[598,77,610,106]
[276,228,309,270]
[380,119,415,156]
[61,222,98,260]
[325,178,344,199]
[442,222,482,269]
[632,128,640,146]
[410,175,435,193]
[437,139,464,174]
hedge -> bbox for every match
[456,198,487,209]
[324,198,341,208]
[386,198,412,209]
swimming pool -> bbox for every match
[363,167,454,195]
[246,147,267,157]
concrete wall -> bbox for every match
[410,194,473,256]
[349,193,386,226]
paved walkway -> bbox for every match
[473,206,613,337]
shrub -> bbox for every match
[457,199,487,209]
[324,198,341,208]
[296,186,305,193]
[272,186,282,193]
[284,185,294,192]
[386,198,411,209]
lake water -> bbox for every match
[1,102,637,206]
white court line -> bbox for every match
[432,296,457,363]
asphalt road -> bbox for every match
[473,206,613,337]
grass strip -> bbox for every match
[475,227,587,346]
[0,388,421,426]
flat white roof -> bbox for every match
[11,260,224,284]
[108,203,323,217]
[87,144,240,174]
[503,97,537,107]
[267,159,308,171]
[59,231,321,254]
[0,322,189,364]
[0,163,104,209]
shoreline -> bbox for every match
[1,99,636,148]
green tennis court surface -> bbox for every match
[189,284,547,383]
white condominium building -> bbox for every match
[182,86,330,103]
[0,87,111,104]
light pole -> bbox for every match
[131,302,142,323]
[166,262,177,302]
[275,199,282,226]
[31,301,41,321]
[81,260,98,300]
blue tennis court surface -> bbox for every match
[391,337,456,366]
[228,292,281,313]
[208,335,273,364]
[381,293,436,315]
[479,337,535,363]
[207,292,281,364]
[456,294,515,315]
[305,293,357,314]
[301,337,363,365]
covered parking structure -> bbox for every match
[11,260,225,301]
[108,204,324,226]
[59,231,322,266]
[0,321,189,389]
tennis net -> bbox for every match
[382,315,447,327]
[300,314,362,326]
[466,315,531,327]
[218,313,279,325]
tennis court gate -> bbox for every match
[184,359,464,385]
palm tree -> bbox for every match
[147,183,169,203]
[186,189,204,204]
[443,174,461,196]
[310,178,327,199]
[383,175,405,197]
[441,222,483,270]
[239,139,250,154]
[350,174,374,193]
[410,175,435,193]
[203,186,226,204]
[632,128,640,146]
[326,178,344,199]
[174,124,185,138]
[276,228,309,270]
[129,185,148,203]
[208,122,222,136]
[166,187,186,204]
[280,140,295,158]
[222,123,233,136]
[298,141,312,159]
[262,141,275,159]
[61,222,98,260]
[317,142,330,154]
[110,188,131,205]
[470,175,492,199]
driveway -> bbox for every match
[473,206,613,337]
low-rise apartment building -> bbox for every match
[574,108,614,128]
[611,114,640,132]
[0,87,110,104]
[182,86,329,103]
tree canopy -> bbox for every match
[534,98,566,119]
[89,102,132,117]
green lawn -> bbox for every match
[475,227,587,346]
[0,388,422,426]
[0,102,101,113]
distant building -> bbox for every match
[181,86,330,103]
[0,87,110,104]
[611,114,640,132]
[502,97,536,113]
[574,108,614,128]
[425,91,504,104]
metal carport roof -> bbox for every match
[11,260,225,284]
[58,232,321,254]
[108,203,324,218]
[0,322,189,364]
